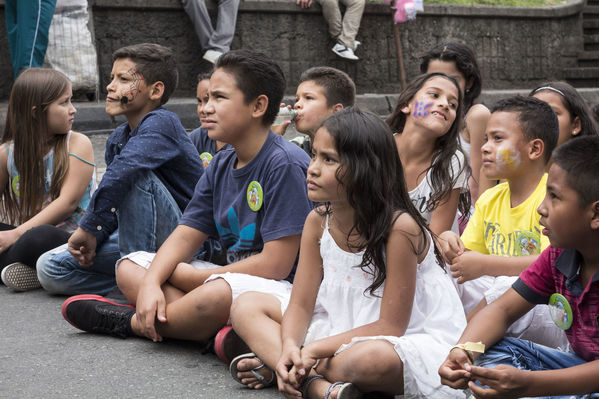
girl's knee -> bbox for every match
[330,340,402,380]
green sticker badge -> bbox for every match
[548,293,573,330]
[11,176,20,197]
[199,152,213,169]
[247,181,263,212]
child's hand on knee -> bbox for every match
[135,281,167,342]
[67,228,97,266]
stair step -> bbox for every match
[577,50,599,60]
[563,67,599,79]
[584,19,599,29]
[584,34,599,44]
[584,5,599,15]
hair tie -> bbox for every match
[532,86,565,97]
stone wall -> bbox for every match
[0,0,585,99]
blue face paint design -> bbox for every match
[413,101,433,118]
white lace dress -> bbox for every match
[302,216,466,399]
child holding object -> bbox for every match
[439,136,599,399]
[229,108,466,398]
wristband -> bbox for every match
[451,342,485,363]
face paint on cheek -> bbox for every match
[413,101,433,118]
[496,145,520,169]
[120,67,144,105]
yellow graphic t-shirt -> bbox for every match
[461,174,549,256]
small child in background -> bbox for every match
[189,72,227,168]
[0,68,96,291]
[387,72,470,235]
[440,96,566,348]
[296,0,364,60]
[439,136,599,398]
[421,41,491,204]
[529,81,598,147]
[274,66,355,155]
[229,108,466,398]
[293,66,355,148]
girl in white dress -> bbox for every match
[229,108,466,398]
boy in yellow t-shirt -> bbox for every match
[440,96,566,348]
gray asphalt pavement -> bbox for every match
[0,286,281,398]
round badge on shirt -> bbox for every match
[199,152,213,168]
[548,293,573,330]
[247,181,263,212]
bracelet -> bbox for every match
[451,342,485,363]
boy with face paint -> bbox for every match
[439,96,567,348]
[36,43,203,296]
[439,136,599,398]
[59,51,312,359]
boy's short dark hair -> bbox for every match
[196,72,211,83]
[491,96,558,164]
[552,136,599,207]
[215,50,285,126]
[112,43,178,105]
[298,67,355,108]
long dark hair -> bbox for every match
[420,41,482,112]
[529,81,599,139]
[387,73,471,217]
[319,107,445,295]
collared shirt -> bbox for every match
[514,246,599,361]
[79,107,203,244]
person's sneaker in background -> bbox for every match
[332,43,359,61]
[203,49,224,64]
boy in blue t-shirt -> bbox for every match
[61,50,313,347]
[37,43,203,296]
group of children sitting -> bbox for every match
[1,41,598,399]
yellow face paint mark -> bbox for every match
[498,147,518,167]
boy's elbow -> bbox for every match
[262,255,295,281]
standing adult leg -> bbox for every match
[314,0,343,43]
[208,0,240,53]
[5,0,57,79]
[181,0,214,51]
[338,0,364,50]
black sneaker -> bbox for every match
[62,294,135,338]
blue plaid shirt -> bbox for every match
[79,107,203,244]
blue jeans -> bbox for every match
[37,172,182,296]
[476,337,599,399]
